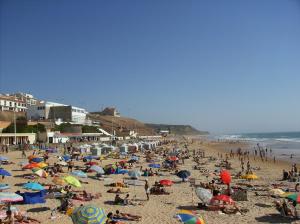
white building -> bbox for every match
[9,93,37,106]
[27,101,88,124]
[0,94,27,112]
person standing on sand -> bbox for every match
[144,180,150,201]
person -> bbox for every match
[68,160,74,172]
[14,213,41,223]
[123,194,130,205]
[295,183,300,192]
[114,194,124,205]
[282,170,289,181]
[144,180,150,201]
[106,212,118,224]
[114,210,141,221]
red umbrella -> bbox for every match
[85,162,98,166]
[211,195,235,204]
[220,170,231,184]
[119,160,127,164]
[23,163,40,169]
[168,156,178,161]
[159,179,173,186]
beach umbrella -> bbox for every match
[195,188,212,204]
[85,162,98,166]
[37,162,48,169]
[149,163,161,169]
[0,156,8,162]
[159,179,173,186]
[130,156,139,161]
[128,170,141,179]
[176,210,205,224]
[33,169,48,178]
[71,170,88,178]
[62,155,71,161]
[0,192,23,203]
[89,166,105,174]
[23,163,40,169]
[0,184,9,191]
[0,169,11,177]
[286,193,300,203]
[31,158,44,163]
[52,177,65,186]
[177,170,191,179]
[64,176,82,188]
[83,155,94,161]
[241,174,258,180]
[28,155,38,160]
[280,192,294,198]
[220,170,231,184]
[23,182,44,191]
[57,161,68,166]
[211,194,235,204]
[168,156,178,161]
[71,205,106,224]
[115,169,128,174]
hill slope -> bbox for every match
[87,113,155,136]
[146,123,209,135]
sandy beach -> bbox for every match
[0,138,299,224]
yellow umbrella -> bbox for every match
[281,192,294,198]
[64,176,81,188]
[37,162,48,169]
[241,174,258,180]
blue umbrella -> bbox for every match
[116,169,128,175]
[89,166,105,174]
[71,170,88,178]
[128,170,141,179]
[31,158,44,163]
[0,157,8,162]
[149,163,161,169]
[23,182,44,191]
[177,170,191,180]
[130,156,139,161]
[62,155,71,161]
[0,169,11,177]
[83,155,93,161]
[0,184,9,190]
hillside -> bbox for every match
[145,123,209,135]
[87,113,155,136]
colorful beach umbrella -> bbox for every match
[0,192,23,203]
[128,170,141,179]
[23,163,40,169]
[159,179,173,186]
[31,158,44,163]
[149,163,161,168]
[71,170,88,178]
[220,170,231,184]
[71,205,106,224]
[52,177,65,186]
[286,193,300,203]
[23,182,44,191]
[195,187,212,204]
[33,169,48,178]
[176,210,205,224]
[64,176,82,188]
[89,166,105,174]
[0,169,11,177]
[37,162,48,169]
[0,184,10,191]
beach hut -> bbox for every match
[119,144,128,153]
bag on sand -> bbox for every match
[231,189,248,201]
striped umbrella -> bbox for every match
[176,210,205,224]
[37,162,48,169]
[71,205,106,224]
[23,163,40,169]
[33,169,48,178]
[0,192,23,203]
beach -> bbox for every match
[0,138,299,224]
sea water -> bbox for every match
[214,132,300,163]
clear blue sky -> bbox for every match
[1,0,300,133]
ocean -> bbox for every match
[214,131,300,163]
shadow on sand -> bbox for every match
[255,214,294,223]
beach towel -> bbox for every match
[18,190,46,204]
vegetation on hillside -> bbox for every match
[2,117,46,133]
